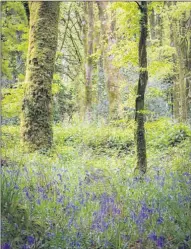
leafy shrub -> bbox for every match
[146,118,191,149]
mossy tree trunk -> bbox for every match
[171,10,191,122]
[135,2,148,174]
[21,1,60,151]
[84,2,94,120]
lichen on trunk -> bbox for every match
[21,1,60,151]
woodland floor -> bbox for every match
[1,118,191,249]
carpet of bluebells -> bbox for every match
[1,119,191,249]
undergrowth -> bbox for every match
[1,118,191,249]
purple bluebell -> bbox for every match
[46,232,55,239]
[157,217,164,224]
[37,186,44,193]
[23,187,31,200]
[57,196,63,203]
[183,172,191,177]
[156,236,165,248]
[27,236,35,245]
[42,193,48,200]
[148,232,157,242]
[134,202,153,225]
[91,219,109,232]
[36,199,41,205]
[57,173,62,182]
[2,243,11,249]
[22,245,30,249]
[178,243,188,249]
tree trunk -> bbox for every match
[97,2,119,120]
[84,2,94,120]
[171,10,190,122]
[97,2,109,120]
[149,8,156,40]
[107,10,120,119]
[21,1,60,151]
[135,1,148,174]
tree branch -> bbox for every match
[135,1,142,11]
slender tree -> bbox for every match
[21,2,60,151]
[135,1,148,174]
[97,2,108,119]
[84,2,94,120]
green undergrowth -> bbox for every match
[2,118,191,171]
[1,118,191,249]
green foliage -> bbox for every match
[54,123,134,155]
[2,2,28,79]
[2,84,24,118]
[2,77,62,120]
[169,2,191,20]
[146,118,191,149]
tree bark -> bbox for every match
[135,2,148,174]
[84,2,94,120]
[23,1,30,24]
[107,9,120,119]
[171,10,191,122]
[149,8,156,40]
[97,2,119,120]
[21,1,60,151]
[97,2,109,120]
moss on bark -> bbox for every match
[21,2,60,151]
[135,2,148,174]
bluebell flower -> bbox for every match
[2,243,11,249]
[14,184,19,190]
[178,243,188,249]
[22,245,30,249]
[148,232,157,242]
[42,193,48,200]
[183,172,191,177]
[46,232,55,239]
[76,231,81,238]
[91,219,109,232]
[156,236,165,248]
[57,173,62,182]
[37,186,44,193]
[57,196,63,203]
[23,187,31,200]
[26,191,30,199]
[36,199,41,205]
[134,202,153,225]
[157,217,164,224]
[76,242,81,248]
[27,236,35,245]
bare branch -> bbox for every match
[135,1,142,11]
